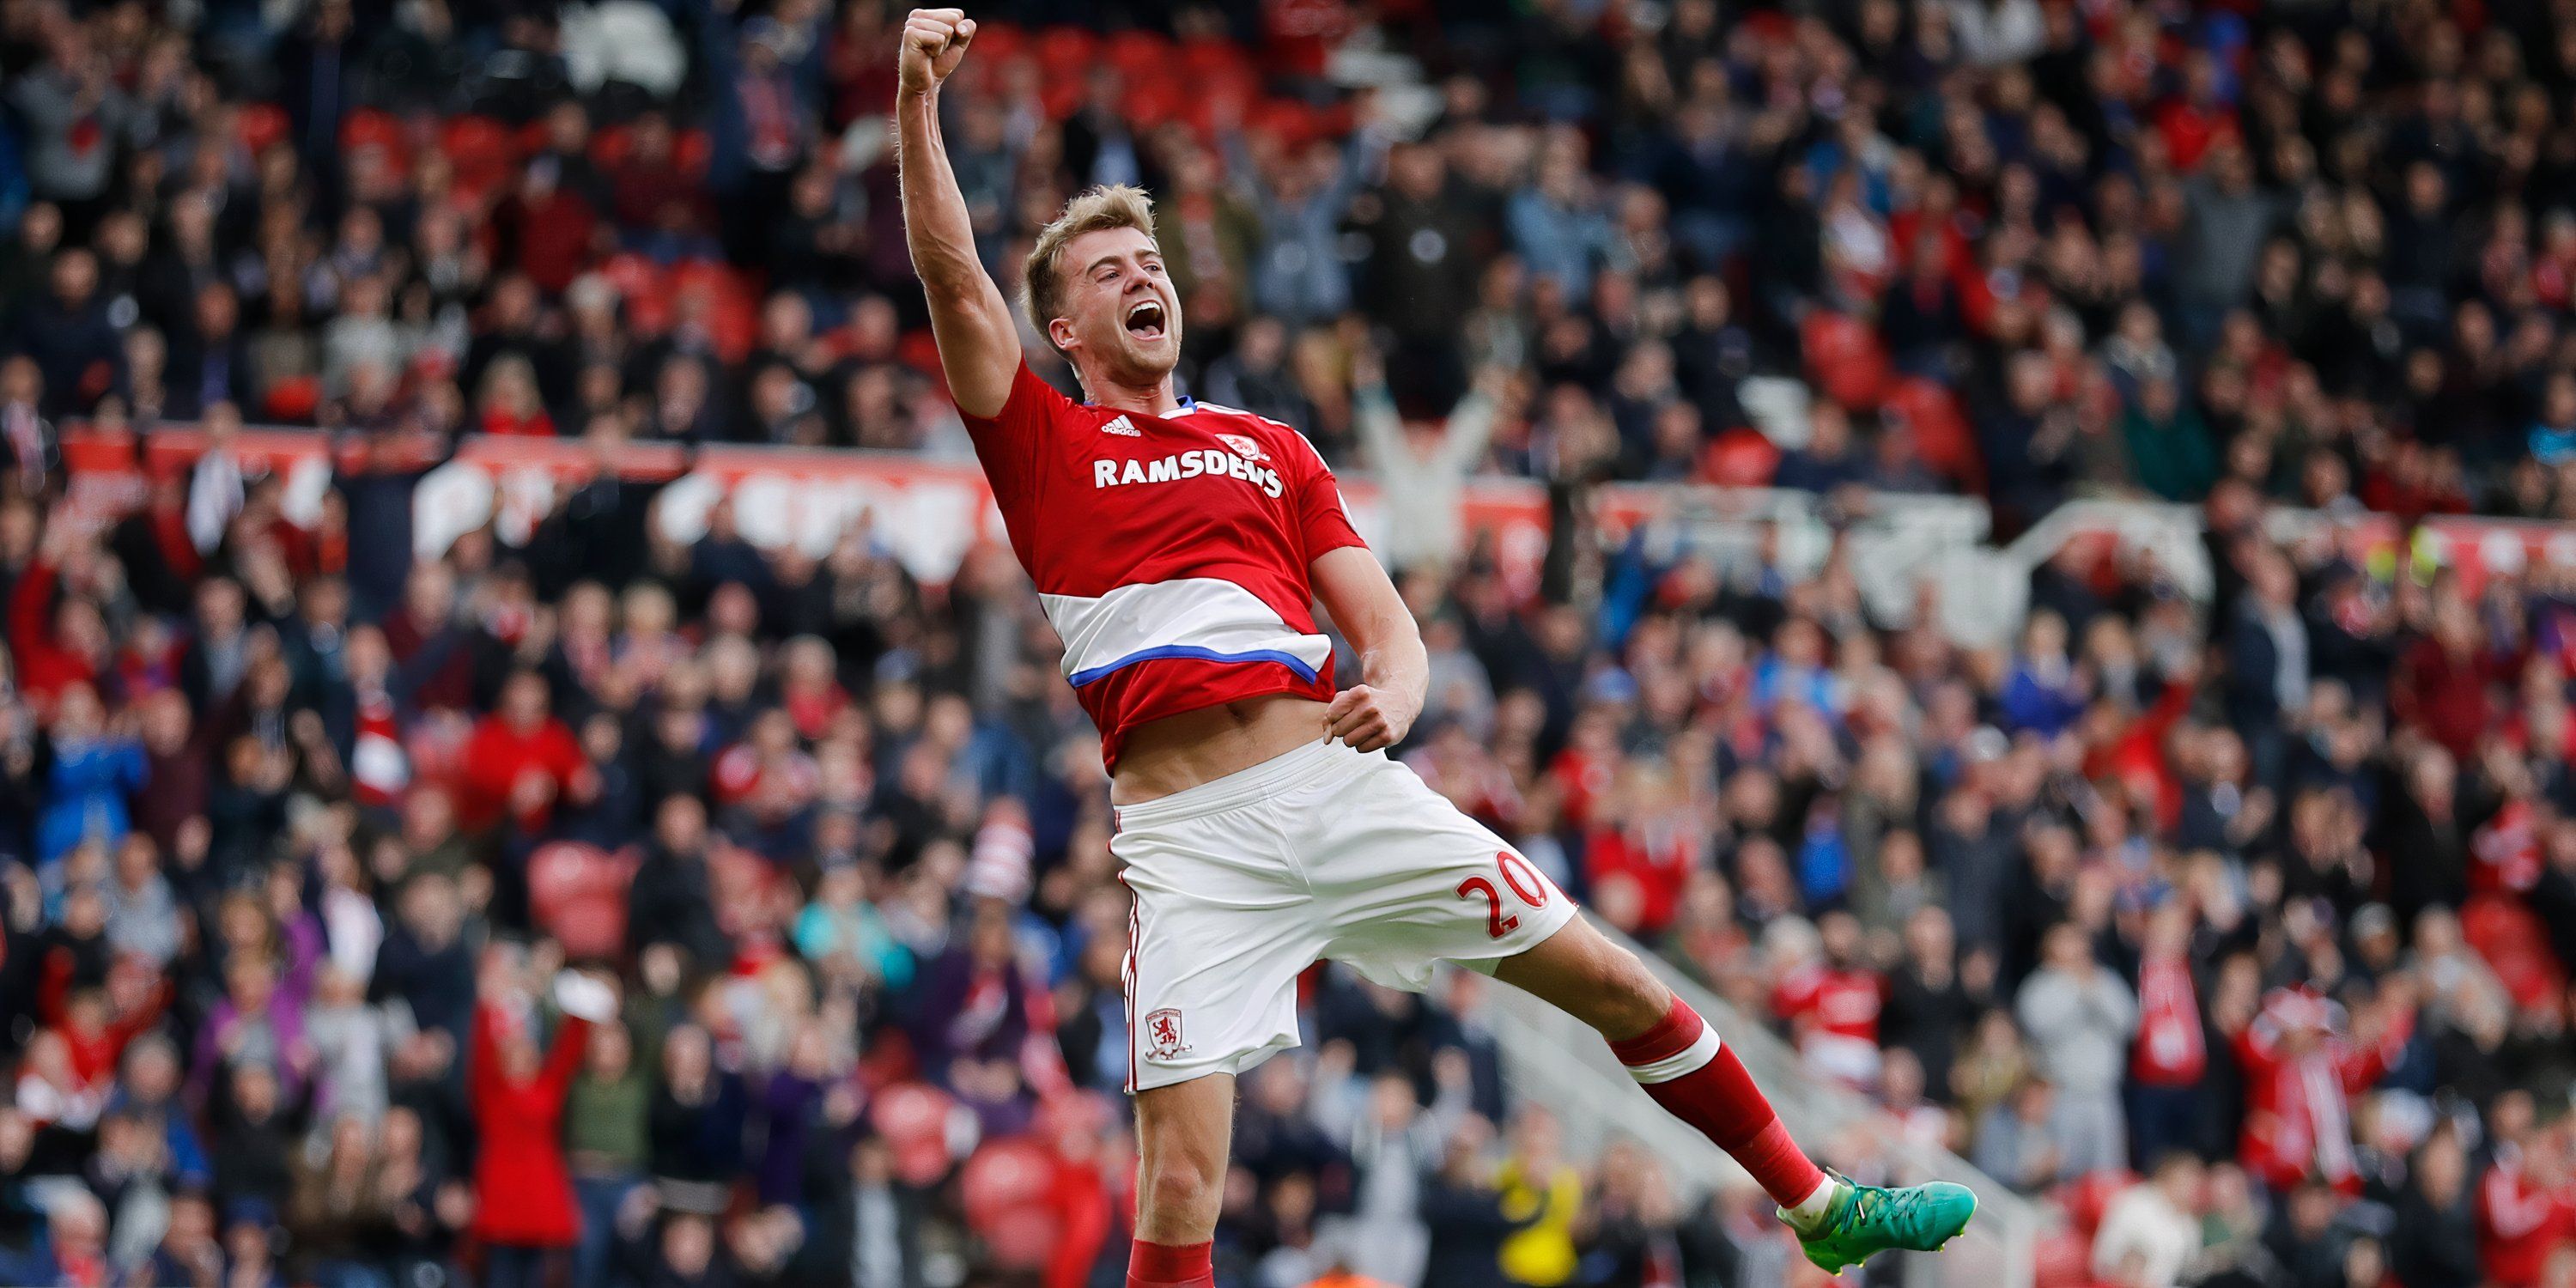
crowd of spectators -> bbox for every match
[5,0,2576,1287]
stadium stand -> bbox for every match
[4,0,2576,1286]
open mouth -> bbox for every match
[1125,299,1168,342]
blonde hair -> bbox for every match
[1020,184,1157,352]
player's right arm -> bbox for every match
[896,8,1018,420]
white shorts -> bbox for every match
[1114,738,1577,1091]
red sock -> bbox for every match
[1128,1239,1213,1288]
[1610,995,1828,1210]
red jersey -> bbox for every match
[960,364,1367,767]
[1771,963,1886,1044]
[2478,1156,2575,1287]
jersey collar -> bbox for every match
[1083,395,1196,416]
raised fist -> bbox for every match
[899,9,976,96]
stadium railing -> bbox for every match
[1473,914,2044,1288]
[57,422,2555,648]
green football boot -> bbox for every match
[1782,1172,1979,1273]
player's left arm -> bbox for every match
[1312,545,1426,754]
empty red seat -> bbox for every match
[238,102,289,155]
[600,252,665,301]
[1244,97,1319,146]
[2057,1170,2137,1240]
[1882,375,1983,490]
[1122,79,1188,130]
[1032,25,1098,70]
[871,1082,963,1187]
[1039,78,1087,120]
[1178,35,1252,82]
[440,115,519,200]
[1886,376,1978,492]
[1801,310,1891,410]
[1704,427,1781,488]
[959,1138,1054,1230]
[264,374,321,423]
[2032,1230,2093,1288]
[589,123,634,168]
[1104,29,1174,78]
[526,841,637,961]
[960,1139,1064,1268]
[338,107,404,162]
[964,21,1025,62]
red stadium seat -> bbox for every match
[338,108,404,166]
[675,129,713,177]
[1122,79,1188,130]
[264,374,321,423]
[961,1139,1065,1267]
[1178,34,1253,83]
[1244,97,1320,147]
[440,115,520,201]
[959,1138,1055,1229]
[2032,1230,2093,1288]
[898,328,945,380]
[589,123,635,168]
[870,1082,963,1187]
[1104,29,1175,79]
[668,260,759,362]
[1039,77,1087,121]
[965,21,1026,63]
[2057,1170,2137,1240]
[708,296,757,364]
[238,102,289,155]
[600,252,665,302]
[1704,427,1781,488]
[526,841,637,960]
[2463,893,2568,1011]
[1881,375,1983,489]
[1177,64,1262,137]
[1033,25,1100,71]
[1800,310,1891,410]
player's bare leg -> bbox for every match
[1128,1073,1234,1287]
[1494,916,1978,1272]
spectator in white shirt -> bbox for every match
[2093,1152,2207,1288]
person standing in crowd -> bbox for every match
[467,963,617,1288]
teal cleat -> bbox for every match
[1782,1173,1979,1274]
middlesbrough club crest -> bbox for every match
[1215,434,1267,462]
[1144,1008,1189,1059]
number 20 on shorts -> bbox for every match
[1458,850,1551,939]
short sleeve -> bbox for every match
[957,362,1083,510]
[1281,431,1367,562]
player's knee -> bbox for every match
[1138,1150,1224,1222]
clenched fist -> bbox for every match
[1325,683,1417,753]
[899,8,976,97]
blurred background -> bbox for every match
[3,0,2576,1286]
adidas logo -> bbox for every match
[1102,415,1142,437]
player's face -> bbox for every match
[1053,225,1182,383]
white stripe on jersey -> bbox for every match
[1041,578,1335,688]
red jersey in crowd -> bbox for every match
[2129,951,2207,1088]
[458,710,589,833]
[1583,813,1701,937]
[467,1002,592,1249]
[2233,989,2410,1194]
[2477,1150,2576,1288]
[1771,960,1885,1085]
